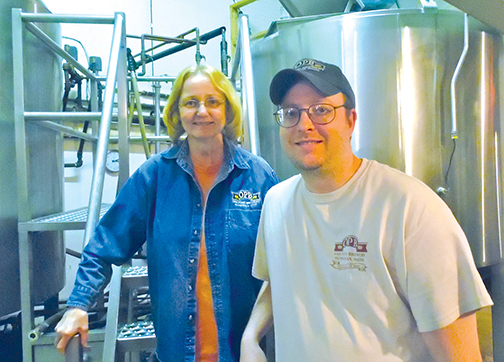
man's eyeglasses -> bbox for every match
[180,96,225,110]
[274,103,346,128]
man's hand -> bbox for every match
[54,308,89,354]
[240,336,268,362]
[239,281,273,362]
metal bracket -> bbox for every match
[344,0,366,12]
[419,0,437,8]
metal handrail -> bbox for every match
[83,12,127,247]
[231,13,260,156]
[76,12,127,362]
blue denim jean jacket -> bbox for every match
[66,139,278,362]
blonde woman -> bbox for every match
[56,64,278,362]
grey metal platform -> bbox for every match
[18,204,112,232]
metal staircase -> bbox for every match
[12,9,130,362]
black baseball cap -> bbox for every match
[269,58,355,109]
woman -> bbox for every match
[56,64,278,362]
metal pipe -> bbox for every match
[153,82,162,153]
[141,27,225,67]
[116,23,129,194]
[24,111,107,121]
[133,33,198,56]
[137,75,176,82]
[95,75,176,82]
[12,8,33,362]
[139,27,202,75]
[90,72,101,160]
[130,75,152,157]
[237,14,261,156]
[132,33,198,44]
[64,120,89,168]
[132,33,201,74]
[127,45,152,157]
[32,121,98,142]
[21,13,115,24]
[220,28,229,76]
[450,13,469,139]
[83,12,126,248]
[108,135,172,143]
[24,22,97,81]
[103,265,122,362]
[194,28,202,65]
[230,40,241,88]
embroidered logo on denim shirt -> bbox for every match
[331,235,368,271]
[231,190,261,207]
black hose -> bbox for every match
[29,309,66,341]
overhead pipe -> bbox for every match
[136,27,225,71]
[137,29,203,76]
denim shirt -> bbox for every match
[67,139,278,362]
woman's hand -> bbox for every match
[54,307,89,354]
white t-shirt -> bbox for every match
[253,159,492,362]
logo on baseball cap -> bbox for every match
[269,58,355,108]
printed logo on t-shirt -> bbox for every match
[331,235,368,271]
[231,190,261,207]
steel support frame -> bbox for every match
[12,9,127,362]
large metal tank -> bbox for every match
[0,0,64,316]
[251,9,504,267]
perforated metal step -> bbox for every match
[116,320,157,354]
[122,265,149,289]
[18,203,111,232]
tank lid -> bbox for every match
[279,0,395,16]
[279,0,347,16]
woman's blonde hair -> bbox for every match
[163,64,242,144]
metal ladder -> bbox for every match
[12,9,129,362]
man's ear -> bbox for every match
[348,108,357,130]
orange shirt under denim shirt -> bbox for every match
[66,138,278,362]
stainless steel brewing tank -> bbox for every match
[251,9,504,267]
[0,0,64,316]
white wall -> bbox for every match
[43,0,233,78]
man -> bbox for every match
[240,59,493,361]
